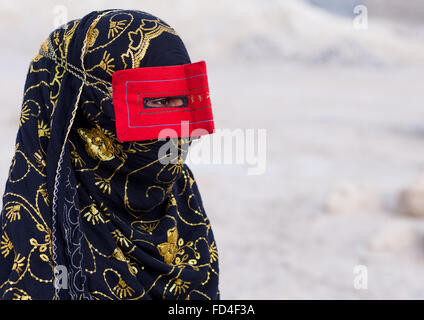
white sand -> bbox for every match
[1,0,424,299]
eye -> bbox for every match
[145,98,168,107]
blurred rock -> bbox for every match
[398,176,424,217]
[324,182,381,214]
[367,0,424,26]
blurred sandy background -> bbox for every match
[1,0,424,299]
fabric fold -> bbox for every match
[0,9,219,300]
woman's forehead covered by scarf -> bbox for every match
[39,9,191,123]
[55,9,190,77]
[35,10,191,136]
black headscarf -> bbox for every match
[0,9,219,300]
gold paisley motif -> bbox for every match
[169,278,190,296]
[121,18,178,69]
[108,19,127,38]
[87,28,99,48]
[0,232,13,258]
[0,10,219,300]
[59,20,79,59]
[78,127,115,161]
[32,38,50,62]
[87,12,134,53]
[157,227,179,265]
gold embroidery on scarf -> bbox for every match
[157,227,179,265]
[63,21,79,58]
[0,10,218,300]
[157,227,198,269]
[133,220,160,235]
[32,39,50,63]
[103,269,135,298]
[12,292,32,300]
[112,248,138,276]
[86,51,115,76]
[111,229,130,248]
[0,232,13,258]
[87,28,99,48]
[121,18,178,69]
[169,278,190,296]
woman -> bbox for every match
[0,9,219,300]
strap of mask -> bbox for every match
[39,36,113,100]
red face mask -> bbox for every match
[112,60,215,142]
